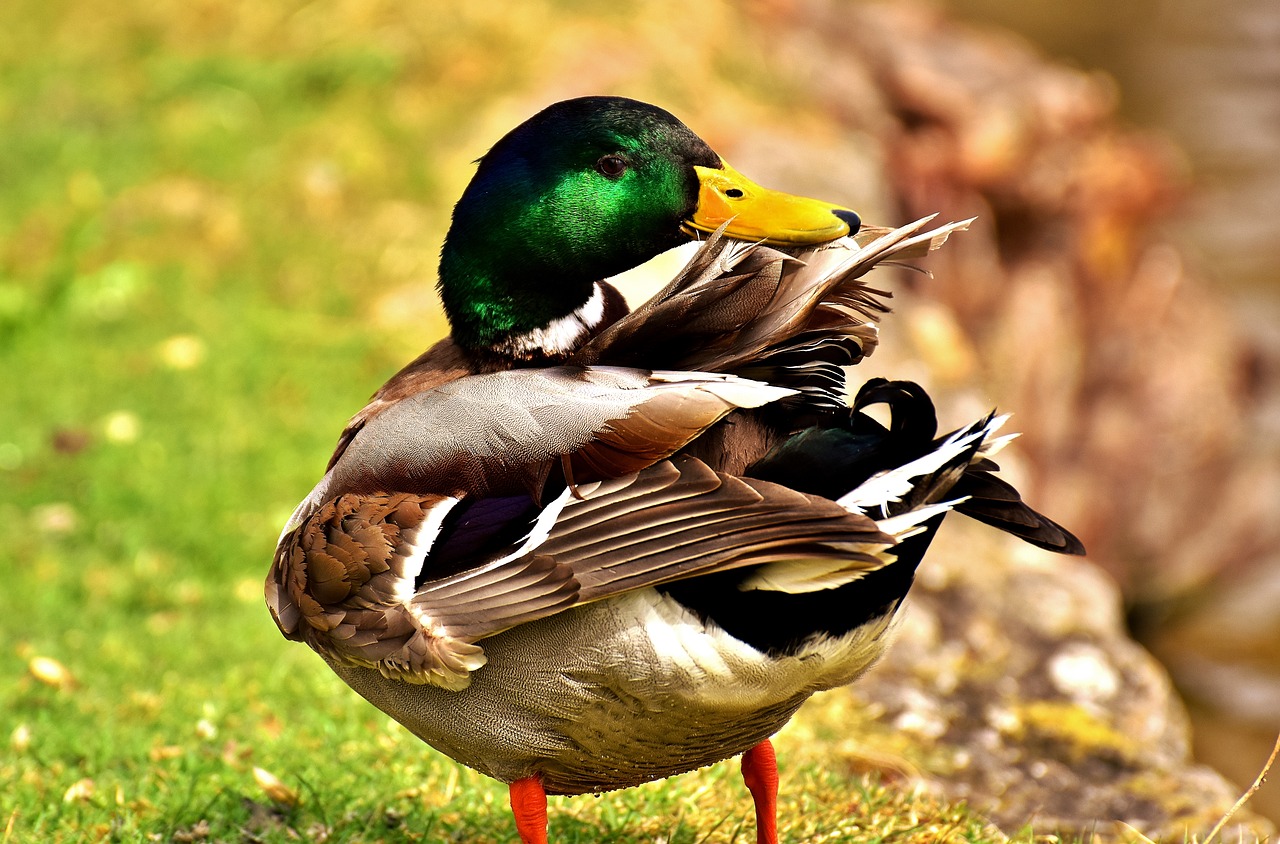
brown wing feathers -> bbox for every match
[269,492,438,638]
[268,489,582,689]
[553,461,891,600]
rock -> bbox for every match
[850,522,1274,841]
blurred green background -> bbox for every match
[3,0,1276,840]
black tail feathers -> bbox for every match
[952,464,1086,555]
[750,377,1085,556]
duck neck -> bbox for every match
[438,205,648,361]
[439,240,631,362]
[485,280,610,360]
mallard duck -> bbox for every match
[266,96,1083,844]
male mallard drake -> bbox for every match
[266,96,1083,844]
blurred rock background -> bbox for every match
[940,0,1280,819]
[3,0,1277,836]
[633,0,1280,823]
[849,0,1280,822]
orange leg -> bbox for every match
[509,776,549,844]
[741,739,780,844]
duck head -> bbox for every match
[438,96,861,354]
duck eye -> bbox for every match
[596,156,627,178]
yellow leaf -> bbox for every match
[149,745,184,762]
[1113,821,1157,844]
[157,334,207,370]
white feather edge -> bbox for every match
[978,424,1018,458]
[873,498,966,539]
[486,485,575,567]
[393,496,463,603]
[398,486,574,675]
[741,407,1010,597]
[491,283,607,357]
[645,369,797,407]
[836,414,1009,514]
[407,486,577,606]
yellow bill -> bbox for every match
[684,161,860,245]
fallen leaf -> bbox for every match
[11,723,31,752]
[63,778,95,803]
[31,506,79,537]
[253,767,300,807]
[1113,821,1156,843]
[171,819,210,842]
[157,334,206,370]
[102,411,140,444]
[29,656,75,689]
[149,745,184,762]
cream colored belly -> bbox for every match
[327,588,896,795]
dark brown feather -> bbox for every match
[953,469,1086,555]
[267,489,582,688]
[573,221,968,377]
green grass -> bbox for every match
[0,2,1028,841]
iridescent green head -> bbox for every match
[438,96,860,353]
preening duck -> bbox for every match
[266,96,1084,844]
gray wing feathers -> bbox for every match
[413,555,580,640]
[314,366,793,502]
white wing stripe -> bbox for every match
[837,427,982,513]
[394,496,463,603]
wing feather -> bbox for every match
[268,457,895,688]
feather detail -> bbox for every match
[952,469,1087,555]
[301,366,794,516]
[837,414,1003,514]
[872,498,967,540]
[542,457,891,599]
[266,490,580,690]
[736,555,890,594]
[269,457,901,687]
[575,218,970,386]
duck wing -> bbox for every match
[277,365,793,537]
[267,364,897,688]
[267,455,895,691]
